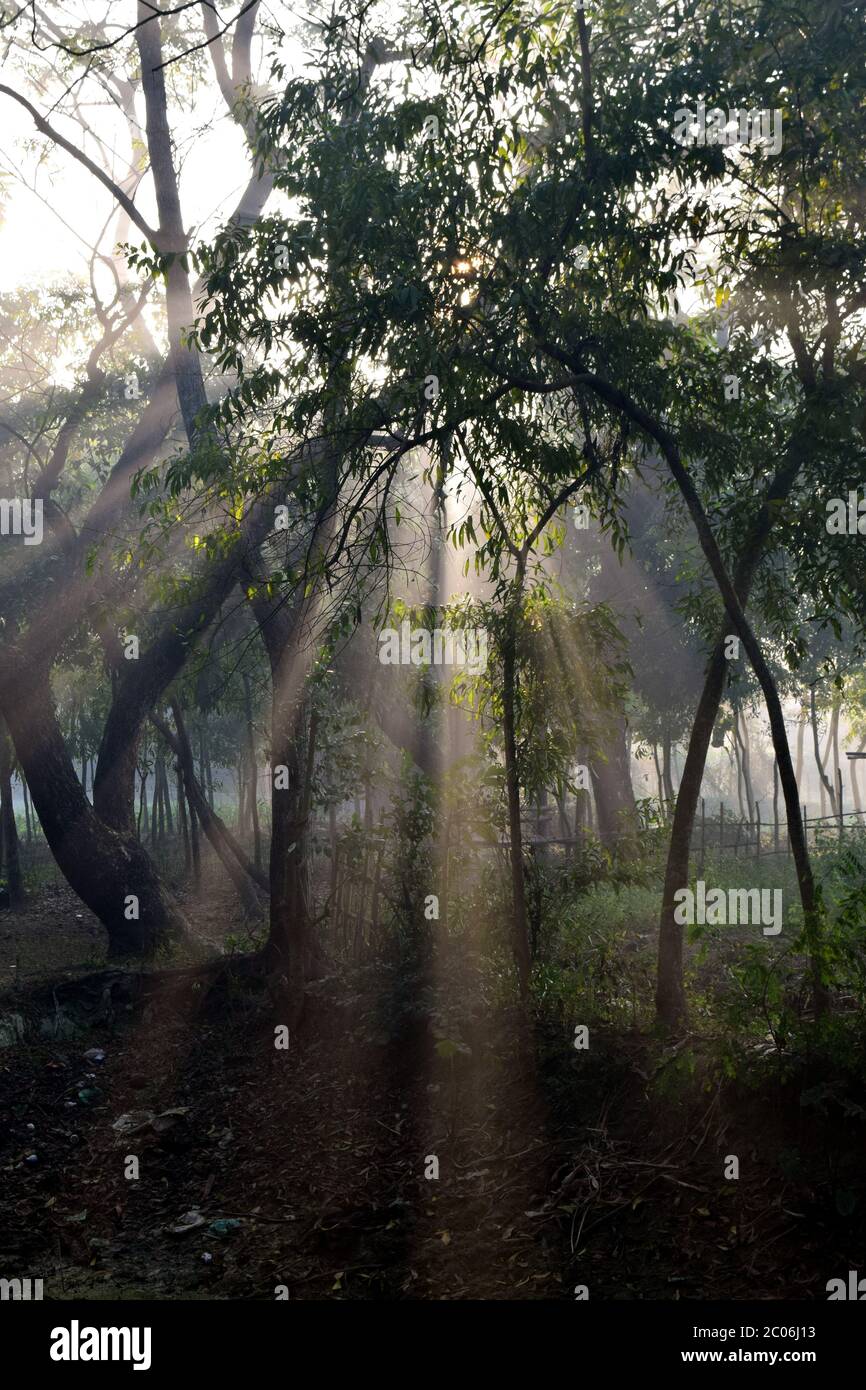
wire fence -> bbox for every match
[6,797,865,901]
[687,799,866,872]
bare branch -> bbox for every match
[0,80,158,243]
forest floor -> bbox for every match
[1,879,863,1300]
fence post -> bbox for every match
[719,801,724,858]
[755,802,761,863]
[838,768,844,845]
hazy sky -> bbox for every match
[0,5,292,296]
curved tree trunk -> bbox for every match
[741,710,756,825]
[657,441,828,1021]
[810,686,836,817]
[558,365,824,1026]
[2,670,186,955]
[653,452,807,1025]
[656,635,730,1023]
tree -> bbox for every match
[200,0,865,1023]
[0,1,274,952]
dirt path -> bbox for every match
[0,948,567,1299]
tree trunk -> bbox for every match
[558,370,824,1024]
[177,764,191,869]
[732,727,745,820]
[850,736,866,815]
[158,756,167,841]
[84,5,268,838]
[501,603,531,999]
[22,775,33,842]
[656,438,827,1019]
[831,696,841,825]
[242,675,262,868]
[137,2,210,445]
[555,783,572,839]
[653,444,807,1026]
[1,674,186,954]
[80,710,88,801]
[158,705,265,915]
[205,740,215,811]
[574,750,589,838]
[198,728,208,810]
[188,792,201,886]
[740,710,756,825]
[810,686,836,816]
[150,756,160,844]
[651,743,665,811]
[267,687,313,1015]
[588,703,637,850]
[0,719,24,905]
[162,758,174,835]
[237,757,246,835]
[795,704,806,785]
[137,765,148,838]
[240,442,342,1014]
[661,727,675,809]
